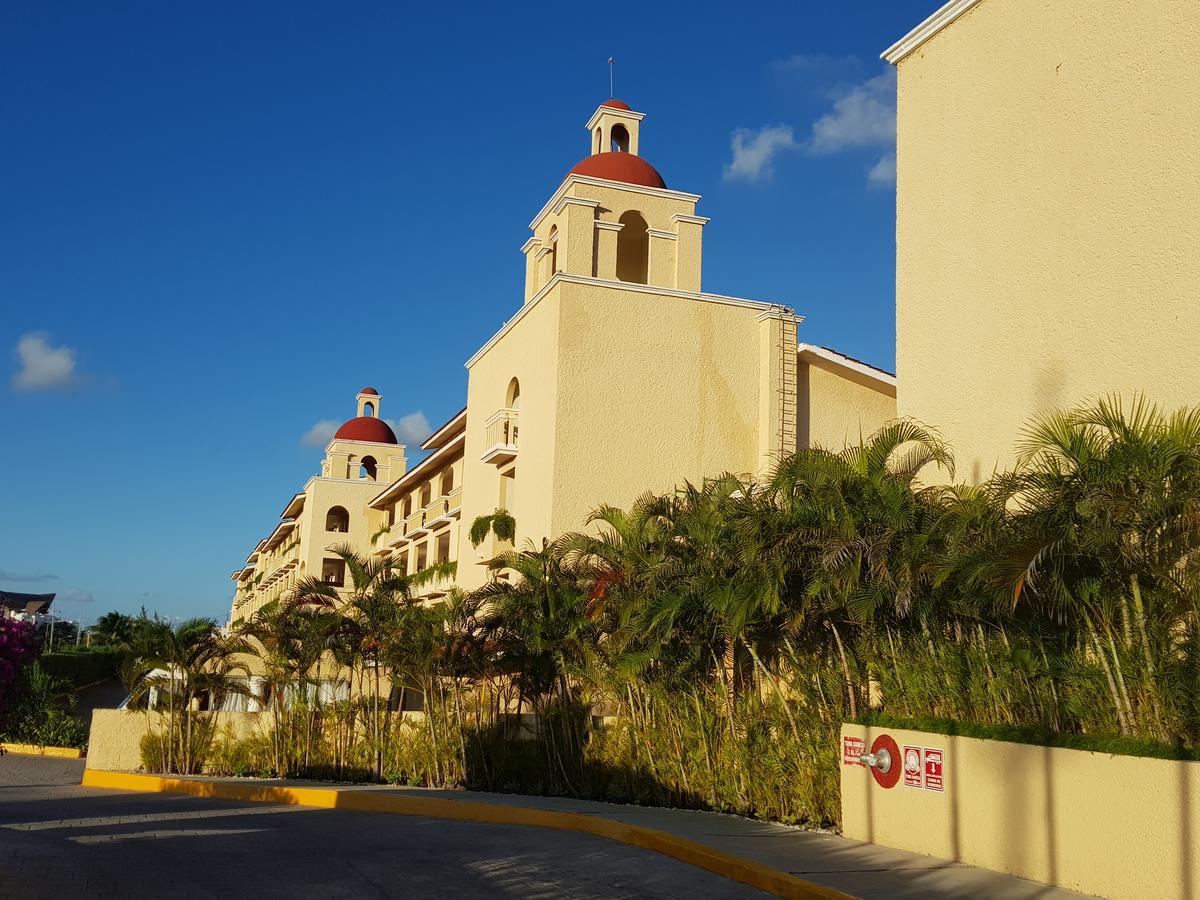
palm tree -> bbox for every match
[125,618,249,774]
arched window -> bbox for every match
[548,225,558,274]
[616,211,649,284]
[360,456,377,481]
[594,126,602,153]
[506,377,520,409]
[363,401,375,417]
[611,124,630,154]
[420,481,432,507]
[325,506,350,532]
[440,468,454,496]
[403,496,412,517]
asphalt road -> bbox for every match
[0,754,764,899]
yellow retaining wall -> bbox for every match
[841,723,1200,899]
[86,709,267,772]
[0,742,84,758]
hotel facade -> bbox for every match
[230,98,897,621]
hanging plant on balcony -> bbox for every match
[470,508,516,547]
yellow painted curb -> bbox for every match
[2,743,85,759]
[81,769,852,900]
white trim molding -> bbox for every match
[646,228,677,241]
[585,105,646,132]
[530,176,701,231]
[797,343,897,389]
[594,221,624,232]
[882,0,986,64]
[671,213,710,226]
[519,236,540,254]
[552,195,601,216]
[465,273,791,369]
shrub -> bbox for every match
[0,663,88,749]
[38,648,122,687]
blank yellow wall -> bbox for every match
[797,358,896,452]
[895,0,1200,482]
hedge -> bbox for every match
[37,648,122,687]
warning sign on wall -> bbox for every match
[924,747,945,792]
[843,736,866,766]
[903,745,923,788]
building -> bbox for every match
[886,0,1200,482]
[230,98,896,619]
[0,590,54,622]
[230,389,408,624]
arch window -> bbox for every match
[360,456,377,481]
[506,377,520,409]
[616,211,649,284]
[594,126,602,154]
[611,124,630,154]
[420,481,432,507]
[325,506,350,533]
[440,468,454,496]
[363,401,375,417]
[548,225,558,274]
[403,496,413,517]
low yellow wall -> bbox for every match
[841,723,1200,899]
[0,742,85,758]
[86,709,267,772]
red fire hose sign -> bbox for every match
[901,744,946,792]
[903,745,923,787]
[843,736,866,766]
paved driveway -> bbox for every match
[0,755,763,899]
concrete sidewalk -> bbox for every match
[87,771,1090,899]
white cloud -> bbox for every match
[723,125,800,183]
[300,419,339,447]
[11,332,84,392]
[388,411,433,446]
[0,570,58,583]
[867,152,897,187]
[809,69,897,154]
[57,588,95,604]
[771,53,861,84]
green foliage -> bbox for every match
[470,509,516,547]
[38,648,122,686]
[369,524,390,546]
[0,664,88,749]
[410,559,457,587]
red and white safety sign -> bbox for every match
[842,736,866,766]
[924,747,945,792]
[902,745,923,788]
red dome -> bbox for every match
[334,416,397,443]
[359,386,378,395]
[568,152,666,189]
[602,98,631,110]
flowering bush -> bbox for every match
[0,618,39,718]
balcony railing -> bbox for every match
[482,408,519,464]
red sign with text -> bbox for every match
[903,745,923,787]
[843,736,866,767]
[924,747,945,792]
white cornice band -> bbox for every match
[530,175,702,231]
[882,0,985,64]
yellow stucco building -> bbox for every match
[886,0,1200,483]
[230,98,896,620]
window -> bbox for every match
[611,123,630,153]
[616,211,649,284]
[325,506,349,532]
[322,558,345,587]
[593,126,602,154]
[360,456,377,481]
[403,496,412,517]
[398,551,409,575]
[436,531,451,564]
[548,225,558,274]
[420,481,432,507]
[415,542,428,572]
[387,504,396,527]
[440,469,454,496]
[506,377,520,409]
[363,401,375,417]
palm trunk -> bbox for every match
[830,621,858,719]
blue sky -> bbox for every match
[0,1,936,622]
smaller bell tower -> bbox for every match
[356,387,381,419]
[587,100,644,156]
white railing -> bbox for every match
[482,408,519,462]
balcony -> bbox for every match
[481,409,519,464]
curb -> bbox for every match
[81,769,852,899]
[3,743,86,759]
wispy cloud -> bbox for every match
[0,570,58,584]
[867,152,897,187]
[723,125,800,183]
[11,332,87,392]
[388,412,433,446]
[57,588,95,605]
[809,69,896,155]
[300,420,339,447]
[770,53,861,86]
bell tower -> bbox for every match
[587,100,644,156]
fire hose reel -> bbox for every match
[859,733,901,789]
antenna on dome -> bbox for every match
[608,57,615,99]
